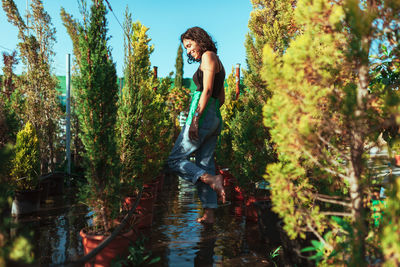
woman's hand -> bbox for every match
[189,115,200,141]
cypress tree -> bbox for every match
[118,8,173,187]
[2,0,61,173]
[60,7,85,170]
[174,44,184,89]
[118,7,148,184]
[228,0,297,191]
[74,0,119,231]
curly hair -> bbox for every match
[180,27,217,63]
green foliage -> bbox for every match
[8,235,34,263]
[0,51,21,145]
[2,0,61,173]
[73,0,120,231]
[0,143,14,181]
[10,122,40,190]
[381,175,400,265]
[175,44,184,89]
[111,236,160,266]
[216,68,245,169]
[0,91,22,146]
[228,0,296,192]
[230,90,275,191]
[261,0,400,265]
[268,245,282,267]
[118,9,173,189]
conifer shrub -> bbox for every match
[261,0,400,264]
[3,0,61,173]
[118,12,174,190]
[216,68,245,170]
[10,122,40,191]
[72,0,120,232]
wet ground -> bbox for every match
[11,174,300,266]
[10,147,394,266]
[146,176,274,267]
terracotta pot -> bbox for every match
[135,207,154,229]
[124,191,155,228]
[80,227,137,267]
[395,155,400,167]
[245,195,270,222]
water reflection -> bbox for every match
[194,226,216,267]
[148,176,273,266]
[10,192,87,266]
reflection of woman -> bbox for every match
[167,27,226,224]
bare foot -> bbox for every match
[196,208,215,224]
[200,173,226,203]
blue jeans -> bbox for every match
[167,100,222,208]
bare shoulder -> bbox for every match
[200,51,218,72]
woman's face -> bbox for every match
[182,39,201,61]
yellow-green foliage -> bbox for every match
[216,68,245,168]
[8,235,34,263]
[3,0,61,173]
[262,0,354,261]
[118,13,173,186]
[10,122,40,190]
[262,0,400,264]
[381,177,400,266]
[167,85,191,130]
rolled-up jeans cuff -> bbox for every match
[193,169,207,184]
[202,203,218,209]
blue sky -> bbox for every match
[0,0,252,78]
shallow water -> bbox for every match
[146,177,274,266]
[9,147,396,266]
[12,174,315,266]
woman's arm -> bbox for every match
[188,51,218,140]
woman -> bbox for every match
[167,27,226,224]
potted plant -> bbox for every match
[63,1,134,265]
[117,11,174,228]
[10,122,41,216]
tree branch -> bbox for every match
[314,195,352,208]
[307,223,334,251]
[321,211,352,217]
[317,133,350,161]
[303,149,349,180]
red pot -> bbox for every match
[80,227,137,267]
[395,155,400,167]
[124,191,155,228]
[135,207,154,229]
